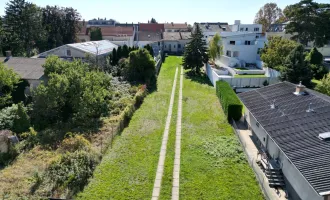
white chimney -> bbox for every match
[234,20,241,25]
[294,81,306,95]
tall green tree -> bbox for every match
[306,47,328,79]
[144,44,154,57]
[261,36,298,70]
[0,63,21,108]
[280,45,313,86]
[208,33,223,61]
[183,23,208,74]
[3,0,45,56]
[254,3,285,32]
[90,27,102,41]
[284,0,330,47]
[122,44,129,58]
[150,18,157,23]
[316,74,330,96]
[117,46,123,60]
[12,102,30,134]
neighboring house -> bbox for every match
[198,22,231,44]
[0,56,46,91]
[138,23,165,32]
[221,32,266,64]
[266,22,330,58]
[135,31,162,55]
[230,20,262,33]
[239,82,330,200]
[78,21,89,42]
[164,22,189,32]
[86,18,117,27]
[163,32,191,54]
[36,40,118,59]
[96,26,135,46]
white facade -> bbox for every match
[221,32,266,64]
[231,20,262,33]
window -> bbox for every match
[257,48,262,55]
[245,41,251,45]
[178,44,181,48]
[174,45,176,48]
[254,27,260,32]
[233,51,239,57]
[263,137,265,142]
[245,28,248,31]
[240,28,244,32]
[158,42,160,46]
[229,41,235,45]
[222,28,226,31]
[67,49,71,56]
[226,51,231,57]
[165,45,167,48]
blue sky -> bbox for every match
[0,0,329,24]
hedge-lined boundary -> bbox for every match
[216,81,243,121]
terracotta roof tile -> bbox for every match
[139,23,165,32]
[164,23,188,29]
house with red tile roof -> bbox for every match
[139,23,164,32]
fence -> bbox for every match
[232,120,274,200]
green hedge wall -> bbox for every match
[216,81,243,121]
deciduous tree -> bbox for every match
[0,63,21,108]
[316,74,330,96]
[183,23,208,74]
[306,48,328,79]
[90,27,102,41]
[254,3,284,32]
[150,18,157,23]
[208,33,223,61]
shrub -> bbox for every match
[0,104,18,130]
[60,135,91,153]
[216,81,243,121]
[12,102,30,134]
[45,150,100,195]
[20,127,39,150]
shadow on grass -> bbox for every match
[184,70,213,86]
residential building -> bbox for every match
[36,40,118,59]
[239,82,330,200]
[135,31,162,56]
[266,22,330,58]
[86,18,116,27]
[163,32,191,54]
[231,20,262,33]
[0,55,46,91]
[164,22,189,32]
[198,22,231,44]
[221,32,266,64]
[78,21,89,42]
[97,26,135,46]
[139,23,165,32]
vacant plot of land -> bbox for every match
[179,72,264,199]
[77,57,181,199]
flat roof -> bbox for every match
[238,82,330,195]
[68,40,118,55]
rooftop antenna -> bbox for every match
[306,103,314,113]
[270,99,276,109]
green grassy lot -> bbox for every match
[234,74,267,78]
[77,56,181,200]
[179,71,264,199]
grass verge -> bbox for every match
[77,56,181,199]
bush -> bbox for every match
[0,104,18,130]
[216,81,243,121]
[45,150,100,195]
[60,135,91,153]
[12,102,30,134]
[20,127,39,150]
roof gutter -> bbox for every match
[241,100,323,198]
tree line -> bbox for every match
[0,0,81,57]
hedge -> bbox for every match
[216,81,243,121]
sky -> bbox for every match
[0,0,329,25]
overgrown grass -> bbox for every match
[179,70,264,199]
[77,56,181,199]
[234,74,266,78]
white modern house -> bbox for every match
[230,20,262,33]
[221,32,266,64]
[36,40,118,59]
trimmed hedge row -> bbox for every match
[216,81,243,121]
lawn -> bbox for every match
[234,74,266,78]
[178,71,264,199]
[77,56,182,199]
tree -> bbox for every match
[261,36,298,70]
[254,3,284,32]
[280,45,313,86]
[117,46,123,60]
[122,44,129,58]
[144,44,154,58]
[0,63,21,108]
[90,27,102,41]
[110,48,118,66]
[208,33,223,61]
[306,47,328,79]
[3,0,45,56]
[12,102,30,134]
[316,74,330,96]
[123,49,156,86]
[183,23,209,74]
[150,18,157,23]
[284,0,330,47]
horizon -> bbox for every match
[0,0,329,25]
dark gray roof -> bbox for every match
[199,22,231,32]
[0,57,45,80]
[238,82,330,195]
[137,31,162,41]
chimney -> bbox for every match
[83,19,85,26]
[5,51,12,58]
[294,81,306,95]
[171,22,174,26]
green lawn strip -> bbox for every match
[159,64,182,200]
[180,72,264,199]
[234,74,266,78]
[77,56,180,200]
